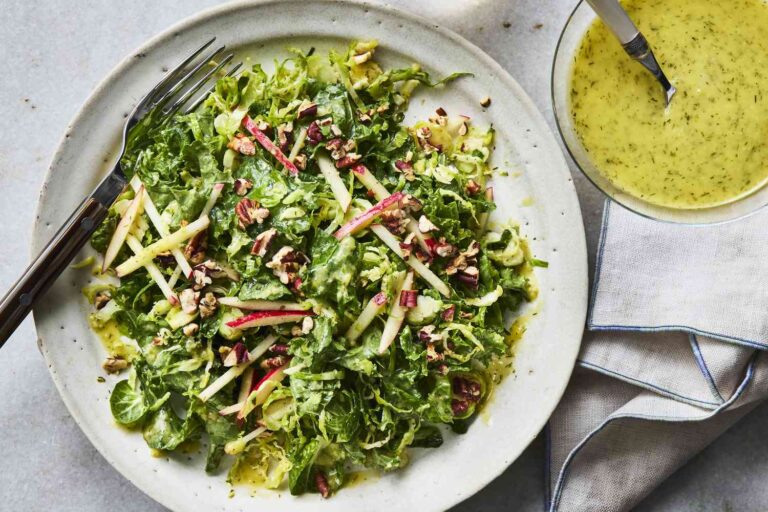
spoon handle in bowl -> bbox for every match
[585,0,639,44]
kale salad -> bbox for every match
[85,40,540,498]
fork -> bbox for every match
[0,38,241,347]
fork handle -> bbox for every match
[0,172,126,348]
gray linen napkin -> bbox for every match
[547,201,768,512]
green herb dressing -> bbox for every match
[570,0,768,209]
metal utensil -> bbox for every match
[0,38,241,347]
[586,0,677,106]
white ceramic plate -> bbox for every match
[31,1,587,510]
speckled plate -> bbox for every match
[31,1,587,510]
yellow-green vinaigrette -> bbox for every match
[569,0,768,209]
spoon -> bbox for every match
[586,0,677,106]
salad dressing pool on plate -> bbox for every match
[569,0,768,209]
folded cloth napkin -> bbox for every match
[547,201,768,512]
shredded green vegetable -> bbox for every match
[87,40,539,498]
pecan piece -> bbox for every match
[102,356,128,374]
[418,215,438,233]
[233,178,253,196]
[465,179,481,196]
[266,246,309,286]
[94,291,111,310]
[251,228,277,257]
[184,229,208,265]
[227,134,256,156]
[182,323,199,337]
[306,121,324,144]
[179,288,200,314]
[199,292,218,318]
[315,471,330,499]
[260,355,291,370]
[235,198,270,230]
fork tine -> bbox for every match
[183,62,243,115]
[164,53,235,118]
[149,45,227,113]
[135,37,216,113]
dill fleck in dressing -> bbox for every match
[570,0,768,209]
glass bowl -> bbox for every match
[551,0,768,224]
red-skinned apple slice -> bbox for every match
[226,310,315,330]
[243,116,299,176]
[378,272,414,354]
[198,335,276,402]
[236,364,288,421]
[345,291,388,343]
[217,297,308,311]
[334,191,404,240]
[102,185,144,271]
[352,164,435,253]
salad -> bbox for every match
[85,40,540,498]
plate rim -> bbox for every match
[31,0,588,509]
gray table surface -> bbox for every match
[2,1,768,511]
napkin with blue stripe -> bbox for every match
[547,201,768,512]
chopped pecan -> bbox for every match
[266,246,309,286]
[315,471,330,499]
[182,323,199,336]
[179,288,200,314]
[199,292,218,318]
[260,355,291,369]
[434,238,457,258]
[358,112,372,123]
[233,178,253,196]
[399,194,422,213]
[277,122,294,153]
[94,291,111,310]
[429,107,448,126]
[307,121,324,144]
[102,356,128,374]
[227,134,256,156]
[419,325,442,343]
[184,229,208,265]
[251,228,277,257]
[301,316,314,334]
[294,154,307,171]
[235,198,270,229]
[399,232,416,259]
[445,240,480,275]
[418,215,438,233]
[399,290,418,308]
[465,179,481,196]
[426,341,444,362]
[441,305,456,322]
[394,160,415,181]
[269,343,290,354]
[335,153,361,169]
[330,124,343,137]
[380,209,409,235]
